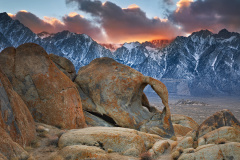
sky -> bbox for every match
[0,0,240,43]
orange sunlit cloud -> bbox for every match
[122,4,140,10]
[154,17,168,23]
[127,4,140,9]
[68,12,84,18]
[7,13,14,17]
[43,16,65,26]
[19,10,28,13]
[176,0,193,12]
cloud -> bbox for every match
[176,0,193,12]
[62,12,104,40]
[8,10,104,42]
[124,4,140,9]
[66,0,184,43]
[10,10,59,33]
[163,0,174,5]
[169,0,240,33]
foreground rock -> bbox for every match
[58,127,161,157]
[75,57,175,138]
[49,54,76,81]
[0,69,35,158]
[0,43,86,129]
[198,126,240,146]
[171,114,198,137]
[179,142,240,160]
[52,145,110,160]
[173,124,193,137]
[197,109,240,138]
[171,114,199,131]
[0,128,29,159]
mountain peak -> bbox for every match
[218,28,229,34]
[0,12,12,21]
[191,29,213,38]
[216,28,233,39]
[0,12,8,16]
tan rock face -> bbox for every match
[75,57,175,138]
[179,142,240,160]
[197,109,240,138]
[0,153,7,160]
[175,136,194,150]
[198,126,240,146]
[52,145,110,160]
[173,124,193,137]
[0,69,35,147]
[0,43,86,129]
[0,128,29,160]
[49,54,76,81]
[58,127,161,157]
[150,140,170,156]
[171,114,199,130]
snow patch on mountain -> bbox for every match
[123,42,141,51]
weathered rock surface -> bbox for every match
[179,142,240,160]
[0,69,35,146]
[149,140,170,157]
[171,114,199,130]
[75,57,175,138]
[49,54,76,81]
[0,43,86,129]
[173,124,193,136]
[198,126,240,146]
[52,145,110,160]
[197,109,240,138]
[0,128,29,160]
[83,110,114,127]
[0,153,7,160]
[175,136,194,150]
[58,127,161,157]
[52,145,140,160]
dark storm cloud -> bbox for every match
[62,13,103,40]
[66,0,183,43]
[169,0,240,33]
[11,11,61,33]
[66,0,103,16]
[9,11,104,41]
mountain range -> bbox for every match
[0,12,240,96]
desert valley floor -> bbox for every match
[147,93,240,124]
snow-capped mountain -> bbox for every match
[0,12,40,47]
[0,12,240,96]
[41,31,113,70]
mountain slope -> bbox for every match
[42,31,113,70]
